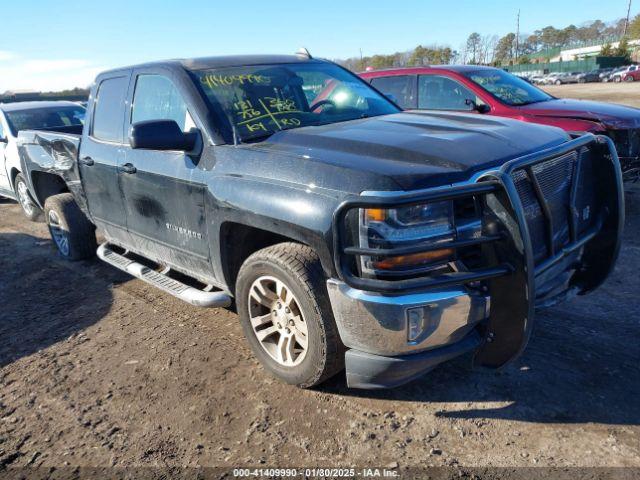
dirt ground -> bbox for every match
[1,88,640,477]
[543,82,640,108]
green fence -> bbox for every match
[504,56,628,75]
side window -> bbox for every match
[418,75,479,111]
[0,116,5,139]
[370,76,416,109]
[92,76,129,142]
[131,75,194,132]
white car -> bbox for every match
[0,101,85,220]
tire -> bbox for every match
[44,193,97,261]
[236,242,344,388]
[14,173,43,222]
[614,76,621,83]
[578,78,586,83]
[555,80,562,85]
[625,76,634,82]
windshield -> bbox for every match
[191,63,400,143]
[4,105,85,136]
[464,69,553,106]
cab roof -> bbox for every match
[360,65,500,75]
[99,54,327,76]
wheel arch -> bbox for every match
[29,171,69,209]
[219,221,334,296]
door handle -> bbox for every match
[118,163,137,174]
[79,156,94,166]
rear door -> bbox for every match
[79,73,131,243]
[119,68,211,277]
[369,75,417,109]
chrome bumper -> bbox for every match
[326,279,489,357]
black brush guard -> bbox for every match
[333,134,624,370]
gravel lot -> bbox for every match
[1,88,640,476]
[543,82,640,108]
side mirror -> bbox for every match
[465,99,490,114]
[0,136,7,144]
[129,120,198,151]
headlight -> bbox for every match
[359,200,456,276]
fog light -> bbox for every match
[407,307,429,343]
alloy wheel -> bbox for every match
[247,275,309,367]
[48,209,70,256]
[17,180,35,216]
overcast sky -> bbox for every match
[0,0,636,92]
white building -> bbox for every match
[552,39,640,62]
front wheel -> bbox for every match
[555,79,562,85]
[625,76,634,82]
[14,173,43,222]
[236,243,344,388]
[44,193,97,260]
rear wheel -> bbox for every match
[14,173,42,222]
[555,79,562,85]
[236,243,344,388]
[625,75,634,82]
[44,193,97,260]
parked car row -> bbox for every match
[523,65,640,85]
[0,54,627,390]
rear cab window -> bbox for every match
[91,76,129,143]
[369,75,416,109]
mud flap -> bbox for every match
[472,178,536,369]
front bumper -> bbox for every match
[330,134,624,389]
[326,280,488,356]
[344,331,482,389]
[327,279,487,388]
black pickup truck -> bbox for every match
[18,53,624,389]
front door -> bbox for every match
[417,74,485,112]
[79,74,131,243]
[119,70,211,279]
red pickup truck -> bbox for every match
[360,66,640,181]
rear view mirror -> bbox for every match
[129,120,198,151]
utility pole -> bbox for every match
[623,0,632,37]
[515,9,521,63]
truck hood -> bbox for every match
[247,112,569,190]
[517,98,640,129]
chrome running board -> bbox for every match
[97,243,232,308]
